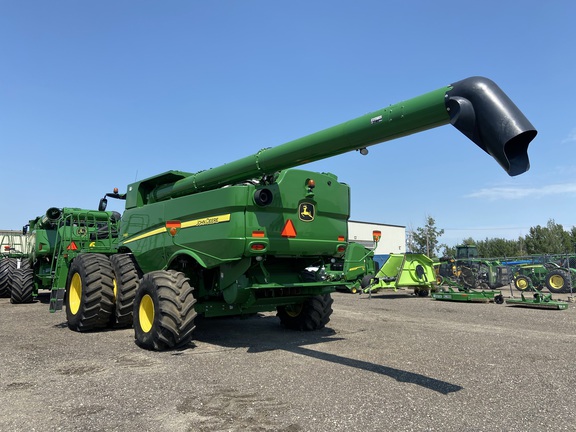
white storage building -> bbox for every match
[348,220,405,256]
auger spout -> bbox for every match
[149,76,536,202]
[446,76,535,176]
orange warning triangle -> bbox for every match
[281,220,297,238]
[67,242,78,251]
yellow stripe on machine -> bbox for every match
[123,227,166,244]
[182,214,231,228]
[123,214,231,244]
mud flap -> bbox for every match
[49,288,66,312]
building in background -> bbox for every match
[348,220,405,256]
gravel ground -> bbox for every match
[1,287,575,432]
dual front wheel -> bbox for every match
[65,253,140,331]
[64,255,197,351]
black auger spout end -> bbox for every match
[446,76,537,176]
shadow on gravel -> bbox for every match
[356,292,422,300]
[289,346,463,395]
[193,314,463,395]
[36,291,52,304]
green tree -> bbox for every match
[523,219,572,254]
[476,237,522,257]
[411,216,444,257]
[440,244,454,258]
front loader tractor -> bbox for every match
[52,76,536,350]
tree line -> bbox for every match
[408,216,576,259]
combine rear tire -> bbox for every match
[277,294,333,331]
[133,270,197,351]
[0,258,17,297]
[66,254,115,331]
[10,268,35,304]
[545,269,571,294]
[110,254,142,328]
[514,275,532,291]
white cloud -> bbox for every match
[562,129,576,144]
[466,183,576,200]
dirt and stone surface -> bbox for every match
[1,287,575,431]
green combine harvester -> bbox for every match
[8,208,121,321]
[47,76,536,350]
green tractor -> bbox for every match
[437,245,511,290]
[513,262,575,294]
[49,76,536,350]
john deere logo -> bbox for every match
[299,203,315,222]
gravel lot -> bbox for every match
[1,287,575,432]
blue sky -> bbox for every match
[1,1,575,247]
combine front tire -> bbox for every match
[545,269,571,294]
[133,270,197,351]
[65,254,115,331]
[10,268,35,304]
[277,294,333,331]
[110,254,141,328]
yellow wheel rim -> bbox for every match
[516,278,529,290]
[69,273,82,315]
[112,278,118,303]
[285,303,303,318]
[550,275,564,289]
[139,294,155,333]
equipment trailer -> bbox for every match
[49,76,537,350]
